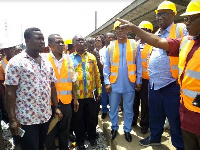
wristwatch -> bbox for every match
[54,105,60,109]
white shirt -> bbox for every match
[99,46,107,65]
[42,52,77,82]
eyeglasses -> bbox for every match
[156,12,173,18]
[115,27,126,31]
[141,28,152,33]
[184,15,200,23]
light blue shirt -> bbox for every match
[103,41,142,93]
[148,22,188,90]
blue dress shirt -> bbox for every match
[148,22,188,90]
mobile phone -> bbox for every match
[18,127,25,137]
[93,89,98,101]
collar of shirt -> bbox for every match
[73,50,88,57]
[50,51,65,62]
[23,51,42,62]
[157,22,174,36]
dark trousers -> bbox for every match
[46,102,72,150]
[133,79,149,128]
[182,129,200,150]
[69,99,75,134]
[74,98,97,145]
[95,100,100,127]
[149,81,184,149]
[20,122,49,150]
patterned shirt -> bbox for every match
[70,51,101,99]
[5,51,57,125]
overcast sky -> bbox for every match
[0,0,133,46]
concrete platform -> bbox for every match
[98,111,176,150]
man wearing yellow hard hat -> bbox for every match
[139,1,186,149]
[116,0,200,149]
[132,21,153,135]
[104,20,142,142]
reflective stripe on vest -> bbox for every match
[148,24,184,79]
[183,88,199,98]
[109,39,137,83]
[1,58,8,71]
[141,44,152,79]
[48,54,73,104]
[186,69,200,80]
[60,90,72,95]
[168,23,184,79]
[178,37,200,113]
[175,23,183,38]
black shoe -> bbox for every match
[139,136,161,146]
[68,133,76,142]
[141,127,148,134]
[101,113,107,119]
[110,129,117,140]
[89,139,97,147]
[77,144,86,150]
[131,121,137,127]
[124,132,132,142]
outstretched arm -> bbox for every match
[116,18,170,52]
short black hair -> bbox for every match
[95,34,105,47]
[48,34,60,44]
[86,37,95,43]
[24,27,41,40]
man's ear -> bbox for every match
[25,39,30,45]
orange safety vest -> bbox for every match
[147,23,184,79]
[1,58,8,71]
[141,44,153,80]
[48,54,73,104]
[178,37,200,113]
[109,39,137,83]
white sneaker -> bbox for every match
[164,118,170,130]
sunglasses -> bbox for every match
[156,12,173,18]
[184,15,200,23]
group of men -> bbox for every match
[0,0,200,150]
[115,0,200,150]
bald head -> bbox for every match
[105,32,115,46]
[72,34,85,55]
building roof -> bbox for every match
[87,0,189,38]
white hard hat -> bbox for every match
[0,40,19,49]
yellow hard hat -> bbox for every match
[64,39,72,45]
[138,21,153,31]
[155,1,177,15]
[180,0,200,16]
[113,21,121,30]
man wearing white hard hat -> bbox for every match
[116,0,200,149]
[0,41,20,149]
[0,41,19,123]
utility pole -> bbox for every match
[95,11,97,30]
[4,20,7,37]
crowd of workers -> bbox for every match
[0,0,200,150]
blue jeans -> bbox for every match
[149,82,184,149]
[109,91,135,132]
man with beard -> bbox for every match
[116,1,187,150]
